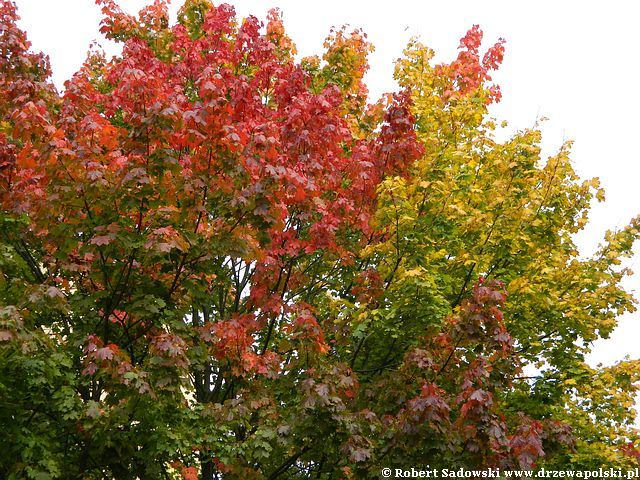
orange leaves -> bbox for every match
[95,0,141,41]
[138,0,170,35]
[292,185,306,203]
[81,111,121,151]
[321,25,373,114]
[169,462,199,480]
[284,307,330,354]
[181,466,199,480]
[242,350,280,378]
[202,314,281,378]
[15,146,37,170]
[266,8,296,58]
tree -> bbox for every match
[1,1,638,478]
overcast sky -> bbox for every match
[12,0,640,367]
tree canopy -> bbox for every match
[1,1,640,478]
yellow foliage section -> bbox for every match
[365,37,640,466]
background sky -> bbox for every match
[12,0,640,367]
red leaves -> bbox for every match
[509,419,545,469]
[90,235,113,247]
[437,25,506,104]
[0,2,54,210]
[351,269,383,304]
[389,279,547,465]
[621,442,640,462]
[95,346,115,361]
[482,38,506,71]
[406,382,451,429]
[82,335,126,375]
[459,25,484,53]
[375,90,424,175]
[95,0,144,41]
[458,387,493,420]
[454,278,514,353]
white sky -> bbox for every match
[12,0,640,367]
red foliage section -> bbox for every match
[622,443,640,463]
[383,279,571,469]
[1,0,422,377]
[0,1,57,211]
[437,25,505,103]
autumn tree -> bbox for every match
[1,1,639,479]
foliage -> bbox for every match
[1,0,639,478]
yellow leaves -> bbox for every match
[466,157,480,170]
[394,39,435,88]
[606,250,620,261]
[0,120,11,134]
[367,37,640,458]
[586,177,600,189]
[401,267,424,279]
[575,216,588,229]
[507,277,535,295]
[530,218,543,228]
[447,203,467,216]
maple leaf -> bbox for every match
[90,235,113,246]
[95,347,114,361]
